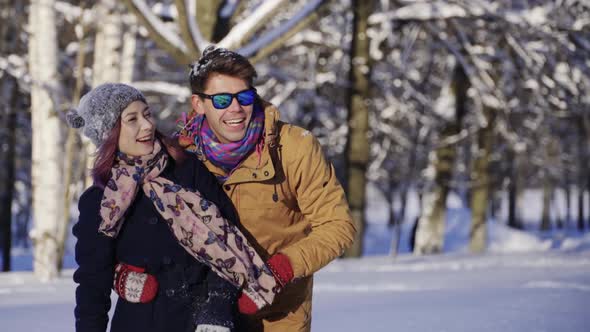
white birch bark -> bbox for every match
[28,0,64,281]
[92,0,125,85]
[84,0,137,186]
[413,162,446,254]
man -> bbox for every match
[177,46,356,331]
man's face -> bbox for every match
[191,73,254,143]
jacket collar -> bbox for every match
[203,100,280,185]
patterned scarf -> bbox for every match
[195,103,264,179]
[98,140,278,309]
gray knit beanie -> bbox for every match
[66,83,147,146]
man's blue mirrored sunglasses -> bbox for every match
[196,88,257,109]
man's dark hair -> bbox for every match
[189,46,257,93]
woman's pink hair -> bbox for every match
[92,120,187,188]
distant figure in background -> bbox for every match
[69,83,281,332]
[176,46,357,331]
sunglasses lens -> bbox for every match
[236,90,256,106]
[212,94,232,109]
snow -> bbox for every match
[236,0,325,58]
[2,184,590,331]
[1,250,589,332]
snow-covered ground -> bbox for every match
[1,248,589,332]
[2,186,590,331]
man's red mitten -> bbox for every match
[113,263,158,303]
[238,253,294,314]
[237,293,259,315]
[266,253,294,287]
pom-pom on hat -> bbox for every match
[66,83,146,146]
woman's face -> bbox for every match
[118,101,155,156]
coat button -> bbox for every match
[252,173,257,179]
[148,217,158,225]
[264,171,269,176]
[224,185,231,191]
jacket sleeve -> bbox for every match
[280,130,356,278]
[73,186,116,332]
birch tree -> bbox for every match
[28,0,64,281]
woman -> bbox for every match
[69,83,279,332]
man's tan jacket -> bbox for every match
[200,101,356,332]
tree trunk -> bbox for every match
[0,77,17,271]
[540,138,559,231]
[414,64,468,255]
[585,116,590,230]
[469,109,494,253]
[84,1,137,187]
[57,29,88,271]
[196,0,225,42]
[577,186,585,231]
[343,0,373,258]
[540,175,552,231]
[577,119,586,231]
[565,171,571,228]
[387,182,400,256]
[28,0,64,281]
[507,150,520,229]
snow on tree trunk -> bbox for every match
[469,109,494,253]
[414,183,447,255]
[28,0,64,281]
[92,1,127,85]
[414,64,468,255]
[120,13,138,84]
[343,0,373,258]
[83,0,137,187]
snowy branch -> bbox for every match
[123,0,189,63]
[217,0,289,50]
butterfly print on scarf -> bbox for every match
[234,234,244,251]
[220,223,237,235]
[149,189,165,212]
[106,179,118,191]
[167,194,185,216]
[180,227,194,248]
[114,167,130,180]
[132,166,145,182]
[164,218,173,227]
[204,231,218,246]
[163,183,182,193]
[215,257,236,270]
[101,199,120,220]
[198,214,212,224]
[196,247,212,262]
[200,198,211,211]
[204,231,228,251]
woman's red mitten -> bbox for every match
[113,263,158,303]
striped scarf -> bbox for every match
[196,104,264,180]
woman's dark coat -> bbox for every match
[73,153,240,332]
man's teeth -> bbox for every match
[225,119,245,125]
